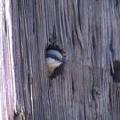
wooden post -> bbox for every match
[0,0,16,120]
[1,0,120,120]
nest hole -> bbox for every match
[45,43,66,79]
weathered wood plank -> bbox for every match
[0,0,16,120]
[1,0,120,120]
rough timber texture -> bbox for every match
[0,0,16,120]
[1,0,120,120]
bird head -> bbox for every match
[45,47,66,77]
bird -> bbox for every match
[45,47,66,78]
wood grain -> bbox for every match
[1,0,120,120]
[0,0,16,120]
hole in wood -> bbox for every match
[111,60,120,83]
[45,43,66,79]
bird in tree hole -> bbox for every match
[45,41,66,79]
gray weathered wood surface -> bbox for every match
[0,0,16,119]
[1,0,120,120]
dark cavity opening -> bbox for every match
[111,60,120,83]
[45,43,66,79]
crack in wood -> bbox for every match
[71,78,75,95]
[14,109,25,120]
[111,60,120,83]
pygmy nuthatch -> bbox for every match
[46,48,66,76]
